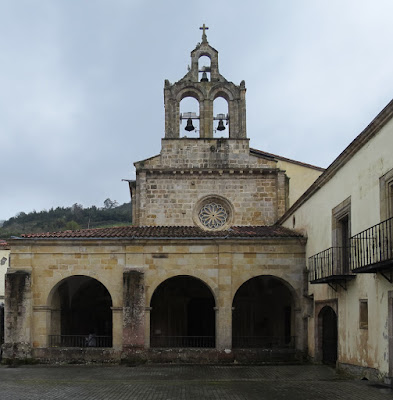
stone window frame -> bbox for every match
[193,195,234,231]
[332,197,351,274]
[359,299,368,330]
[380,168,393,221]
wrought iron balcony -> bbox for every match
[309,247,355,289]
[350,216,393,281]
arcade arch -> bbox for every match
[150,275,215,348]
[232,275,295,348]
[48,275,113,347]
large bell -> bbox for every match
[185,118,195,131]
[200,72,209,82]
[217,120,226,131]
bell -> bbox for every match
[200,72,209,82]
[185,118,195,131]
[217,120,226,131]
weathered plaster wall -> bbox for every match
[281,117,393,377]
[0,248,10,302]
[275,160,323,208]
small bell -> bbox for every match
[185,118,195,131]
[217,120,226,131]
[200,72,209,82]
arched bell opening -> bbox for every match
[150,275,216,348]
[48,275,113,348]
[198,55,211,82]
[232,275,295,348]
[318,306,338,365]
[179,96,200,137]
[213,97,229,137]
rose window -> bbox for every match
[198,202,228,229]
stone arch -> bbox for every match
[147,273,217,306]
[232,274,299,306]
[209,85,236,102]
[149,275,216,348]
[232,275,297,348]
[198,54,211,82]
[176,87,204,103]
[47,275,113,348]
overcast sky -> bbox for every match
[1,0,393,221]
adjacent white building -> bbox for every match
[280,99,393,382]
[0,241,10,305]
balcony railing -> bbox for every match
[351,216,393,273]
[308,247,354,284]
[48,334,112,348]
[232,336,295,349]
[150,335,215,348]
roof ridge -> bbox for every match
[250,148,325,171]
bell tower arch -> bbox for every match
[164,25,247,139]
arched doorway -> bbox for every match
[49,276,113,348]
[319,306,338,365]
[232,276,295,348]
[150,275,215,348]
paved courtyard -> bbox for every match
[0,364,392,400]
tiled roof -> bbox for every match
[0,240,9,249]
[250,148,325,171]
[19,225,302,239]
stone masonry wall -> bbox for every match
[133,138,287,226]
[6,237,306,363]
[137,170,286,226]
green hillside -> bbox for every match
[0,199,132,239]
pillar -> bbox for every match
[123,270,145,348]
[2,270,32,359]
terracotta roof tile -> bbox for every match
[0,240,9,249]
[19,225,302,239]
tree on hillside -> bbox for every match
[104,198,118,209]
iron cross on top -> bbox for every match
[200,24,209,41]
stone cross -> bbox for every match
[200,24,209,42]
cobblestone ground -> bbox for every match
[0,364,392,400]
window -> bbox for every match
[193,195,234,231]
[380,168,393,221]
[332,198,351,274]
[359,300,368,329]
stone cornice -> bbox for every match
[137,168,284,176]
[8,237,306,247]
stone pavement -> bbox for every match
[0,364,392,400]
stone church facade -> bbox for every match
[3,30,324,363]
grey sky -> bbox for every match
[1,0,393,221]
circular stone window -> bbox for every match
[193,195,234,231]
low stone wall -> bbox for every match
[31,347,122,364]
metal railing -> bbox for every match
[232,336,295,349]
[308,247,350,282]
[48,335,112,348]
[351,216,393,271]
[150,336,215,348]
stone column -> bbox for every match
[123,270,145,348]
[202,99,214,138]
[32,306,51,347]
[216,306,232,350]
[111,307,123,350]
[216,244,233,350]
[144,307,152,349]
[2,270,32,360]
